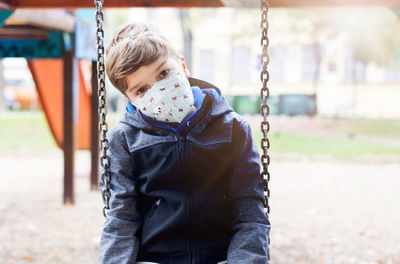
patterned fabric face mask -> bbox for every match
[133,72,194,123]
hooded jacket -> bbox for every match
[99,78,270,264]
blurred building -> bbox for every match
[105,8,400,119]
[1,58,40,110]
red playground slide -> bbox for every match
[28,59,92,150]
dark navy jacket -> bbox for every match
[99,78,270,264]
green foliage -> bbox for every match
[0,110,56,149]
[1,111,399,159]
[0,111,122,150]
[325,118,400,139]
[253,131,400,158]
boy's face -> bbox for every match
[125,55,190,103]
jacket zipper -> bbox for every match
[178,136,185,152]
[149,198,161,216]
[149,198,161,218]
[140,97,213,264]
[178,135,195,264]
[143,198,161,230]
[188,195,197,264]
[177,133,198,264]
[177,104,213,264]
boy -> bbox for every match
[99,22,270,264]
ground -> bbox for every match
[1,113,400,263]
[0,148,399,264]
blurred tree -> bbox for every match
[179,9,192,72]
[280,8,400,68]
[314,8,400,67]
[104,9,130,35]
[274,8,400,115]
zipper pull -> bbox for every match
[146,198,162,218]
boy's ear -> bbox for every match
[179,56,191,78]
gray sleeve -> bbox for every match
[227,198,270,264]
[98,128,142,264]
[227,120,270,263]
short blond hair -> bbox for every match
[106,23,179,93]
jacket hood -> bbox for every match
[120,77,233,131]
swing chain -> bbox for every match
[260,0,271,261]
[260,0,270,214]
[260,0,271,260]
[95,0,111,218]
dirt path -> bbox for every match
[0,149,399,264]
[269,158,400,264]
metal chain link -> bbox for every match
[94,0,111,218]
[260,0,271,261]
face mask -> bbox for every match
[133,72,194,123]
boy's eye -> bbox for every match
[160,69,169,79]
[137,87,147,96]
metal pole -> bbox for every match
[63,32,75,204]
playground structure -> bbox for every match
[2,0,400,8]
[0,0,399,206]
[0,9,101,204]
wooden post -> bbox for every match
[90,60,99,190]
[63,32,75,204]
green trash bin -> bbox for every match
[232,95,260,114]
[230,95,278,115]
